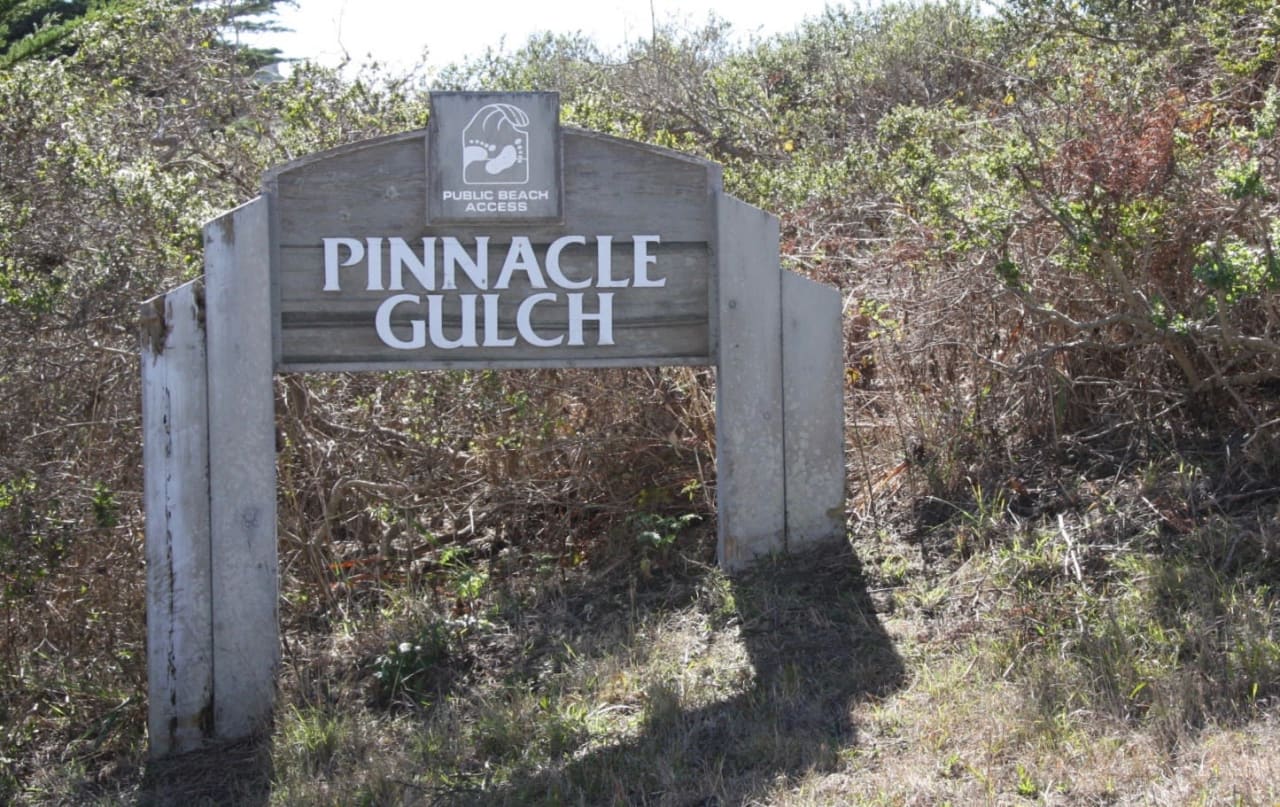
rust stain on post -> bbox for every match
[140,282,205,357]
[193,281,206,329]
[140,296,169,356]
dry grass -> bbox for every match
[8,231,1280,806]
[8,245,1280,804]
[258,537,906,806]
[13,485,1279,806]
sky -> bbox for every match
[242,0,843,77]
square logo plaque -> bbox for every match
[427,92,562,223]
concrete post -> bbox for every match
[715,195,787,569]
[781,272,846,544]
[203,197,279,739]
[141,280,215,758]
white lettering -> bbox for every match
[322,237,364,292]
[375,294,425,349]
[568,292,614,346]
[545,236,591,289]
[494,237,547,290]
[596,235,627,288]
[482,294,516,347]
[323,234,664,293]
[388,237,436,291]
[427,293,479,349]
[497,189,550,201]
[372,291,617,350]
[365,237,384,291]
[632,235,664,288]
[516,293,563,347]
[463,201,528,213]
[442,237,488,290]
[324,235,656,352]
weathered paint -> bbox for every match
[142,279,214,758]
[203,197,279,739]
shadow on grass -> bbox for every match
[133,736,272,807]
[461,538,906,806]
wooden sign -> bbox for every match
[267,99,718,372]
[141,91,846,759]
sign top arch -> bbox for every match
[266,92,723,372]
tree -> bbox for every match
[0,0,292,67]
[0,0,92,64]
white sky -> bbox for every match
[244,0,843,76]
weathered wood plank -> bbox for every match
[271,137,426,243]
[266,129,722,372]
[276,355,714,374]
[274,240,711,369]
[141,279,214,758]
[277,328,710,369]
[781,271,846,546]
[204,196,279,740]
[268,132,720,242]
[269,131,718,245]
[560,132,719,238]
[715,196,786,570]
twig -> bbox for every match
[1058,514,1084,587]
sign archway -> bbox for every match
[140,92,844,757]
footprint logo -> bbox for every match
[462,103,530,185]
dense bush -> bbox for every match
[3,0,1279,797]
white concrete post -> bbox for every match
[142,280,215,758]
[203,196,279,739]
[715,195,787,569]
[781,272,846,544]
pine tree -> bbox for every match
[0,0,92,64]
[0,0,292,67]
